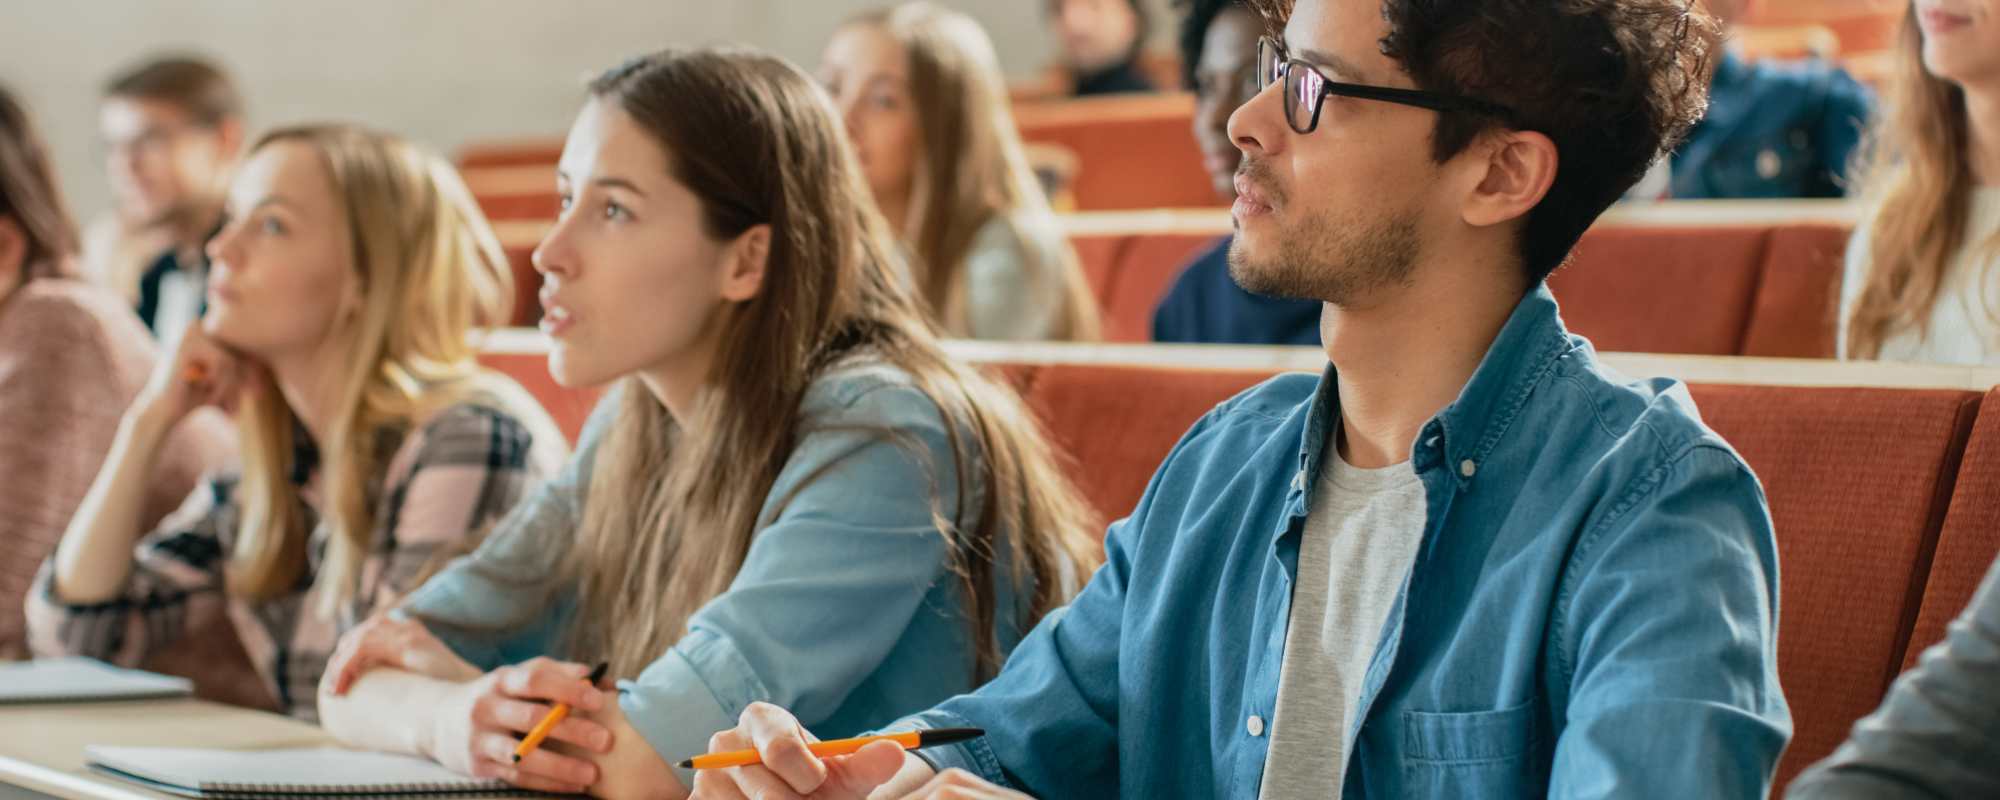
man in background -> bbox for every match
[1662,0,1873,198]
[81,56,242,342]
[1151,0,1321,345]
[1051,0,1156,95]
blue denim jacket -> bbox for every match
[398,360,1025,786]
[892,286,1790,798]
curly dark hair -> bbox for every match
[1176,0,1254,90]
[1248,0,1719,283]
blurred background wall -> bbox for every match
[0,0,1176,225]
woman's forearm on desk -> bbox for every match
[319,667,449,758]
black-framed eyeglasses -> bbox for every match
[1258,37,1512,134]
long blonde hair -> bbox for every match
[1845,5,1999,357]
[558,49,1100,682]
[854,3,1100,341]
[230,125,552,617]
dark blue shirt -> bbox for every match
[1073,60,1155,96]
[1151,235,1323,346]
[1669,51,1874,199]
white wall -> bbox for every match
[0,0,1177,224]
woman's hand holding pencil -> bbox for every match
[687,702,1027,800]
[420,658,615,796]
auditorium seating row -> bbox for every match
[472,335,2000,797]
[1066,205,1861,356]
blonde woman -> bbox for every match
[315,47,1101,800]
[819,2,1100,341]
[28,125,567,720]
[1840,0,2000,363]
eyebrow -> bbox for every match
[1296,46,1368,84]
[593,176,646,196]
[239,196,303,214]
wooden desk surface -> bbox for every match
[0,699,326,800]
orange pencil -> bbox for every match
[511,662,608,763]
[677,728,984,770]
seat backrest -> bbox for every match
[1550,227,1772,355]
[1023,364,1288,525]
[1687,383,1980,793]
[1740,223,1849,359]
[1901,386,2000,671]
[1014,94,1218,211]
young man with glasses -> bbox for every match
[689,0,1788,797]
[80,57,243,343]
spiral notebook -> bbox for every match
[83,746,553,799]
[0,658,193,704]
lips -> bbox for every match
[1919,6,1972,33]
[1232,172,1275,219]
[539,291,576,337]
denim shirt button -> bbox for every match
[1460,459,1477,477]
[1247,715,1265,737]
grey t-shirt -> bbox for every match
[1257,445,1428,800]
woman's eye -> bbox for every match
[868,92,896,109]
[261,216,284,235]
[604,201,628,220]
[559,194,573,213]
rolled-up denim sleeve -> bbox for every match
[1551,444,1791,799]
[620,382,964,786]
[1786,556,2000,800]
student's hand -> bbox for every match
[323,614,482,697]
[424,658,614,794]
[568,696,683,800]
[889,770,1032,800]
[138,321,253,425]
[689,703,915,800]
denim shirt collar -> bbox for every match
[1289,284,1572,521]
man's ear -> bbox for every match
[215,115,246,159]
[1462,129,1558,229]
[720,224,771,303]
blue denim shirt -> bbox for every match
[398,360,1024,786]
[891,286,1790,798]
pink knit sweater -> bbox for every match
[0,278,235,660]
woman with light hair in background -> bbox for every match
[313,46,1101,800]
[819,2,1100,341]
[28,124,567,720]
[0,83,233,662]
[1838,0,2000,364]
[1796,0,2000,794]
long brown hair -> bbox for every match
[0,83,79,284]
[1845,5,1996,357]
[851,3,1100,341]
[230,125,564,617]
[563,48,1100,682]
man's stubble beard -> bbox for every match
[1226,156,1421,307]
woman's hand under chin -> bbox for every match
[568,698,687,800]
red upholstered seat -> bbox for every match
[1014,94,1220,211]
[1741,223,1849,359]
[1901,386,2000,670]
[1097,234,1219,343]
[1024,364,1291,526]
[1550,227,1771,355]
[1687,384,1980,793]
[1072,235,1127,303]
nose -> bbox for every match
[205,216,240,266]
[1229,78,1284,161]
[531,214,577,280]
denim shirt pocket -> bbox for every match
[1401,698,1546,797]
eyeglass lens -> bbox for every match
[1260,38,1323,134]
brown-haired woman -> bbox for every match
[315,47,1101,800]
[819,2,1100,341]
[29,124,567,719]
[0,84,232,661]
[1840,0,2000,363]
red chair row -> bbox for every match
[1074,221,1854,358]
[475,345,2000,797]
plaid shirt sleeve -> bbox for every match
[366,403,541,608]
[25,476,239,666]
